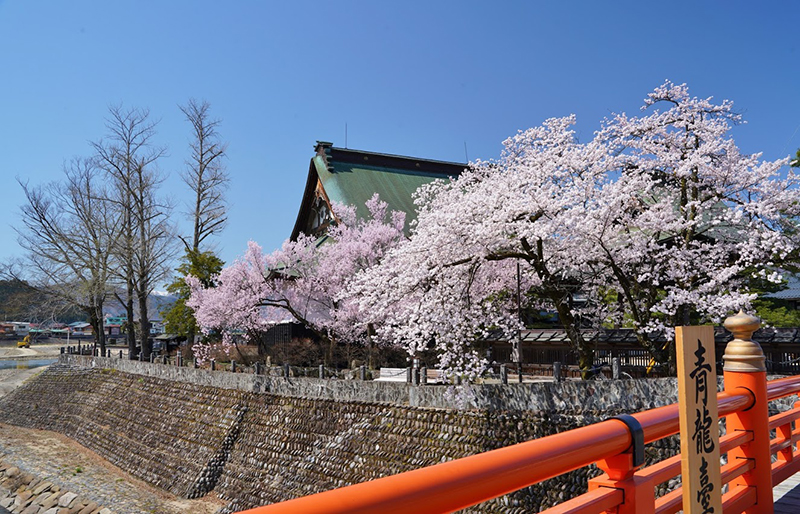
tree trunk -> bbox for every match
[90,303,106,355]
[549,291,594,379]
[139,290,151,360]
[326,332,336,368]
[125,292,136,359]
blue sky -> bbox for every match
[1,1,798,277]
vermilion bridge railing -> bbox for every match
[239,314,800,514]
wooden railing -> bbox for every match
[237,314,800,514]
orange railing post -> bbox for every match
[587,417,655,514]
[775,401,799,464]
[722,312,774,514]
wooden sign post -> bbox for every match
[676,326,722,514]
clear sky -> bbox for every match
[1,1,798,277]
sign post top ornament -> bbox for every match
[722,310,765,373]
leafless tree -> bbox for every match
[92,105,176,359]
[14,158,119,353]
[179,99,229,253]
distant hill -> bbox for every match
[150,291,177,317]
[104,291,178,321]
[0,279,85,323]
[0,279,35,320]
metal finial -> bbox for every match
[723,311,765,373]
[723,310,761,342]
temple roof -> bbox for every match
[291,141,467,240]
[486,327,800,345]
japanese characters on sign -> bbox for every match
[677,326,722,514]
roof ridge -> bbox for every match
[315,141,467,168]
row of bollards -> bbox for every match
[402,365,428,385]
[63,343,422,382]
[63,344,114,358]
[500,363,529,385]
[495,357,623,384]
[61,347,627,384]
[60,347,624,384]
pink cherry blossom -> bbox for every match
[351,82,800,378]
[186,194,405,362]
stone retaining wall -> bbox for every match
[1,359,795,513]
[60,354,683,411]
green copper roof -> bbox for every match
[291,143,466,239]
[314,154,463,232]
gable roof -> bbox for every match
[764,275,800,301]
[291,141,466,240]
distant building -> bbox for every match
[149,318,165,335]
[9,322,31,336]
[104,324,122,337]
[68,322,93,336]
[0,323,14,338]
[104,314,127,326]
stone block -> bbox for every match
[14,493,33,511]
[65,503,87,514]
[20,503,41,514]
[0,497,14,509]
[58,492,77,508]
[4,467,19,478]
[39,492,60,510]
[35,491,52,506]
[32,481,52,496]
[76,501,98,514]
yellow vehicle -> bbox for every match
[17,335,31,348]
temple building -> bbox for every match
[260,142,466,363]
[290,141,467,240]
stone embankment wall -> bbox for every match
[3,356,788,513]
[57,354,683,411]
[0,460,110,514]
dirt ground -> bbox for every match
[0,423,224,513]
[0,343,225,513]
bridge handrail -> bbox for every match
[766,374,800,401]
[235,386,767,514]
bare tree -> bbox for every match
[92,105,176,360]
[14,158,118,353]
[179,98,229,253]
[162,100,229,352]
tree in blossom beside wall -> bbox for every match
[348,115,615,379]
[350,82,800,378]
[589,81,800,366]
[186,194,406,364]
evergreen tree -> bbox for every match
[163,250,223,343]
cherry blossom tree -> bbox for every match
[186,194,405,363]
[590,81,799,365]
[352,82,800,378]
[350,116,613,378]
